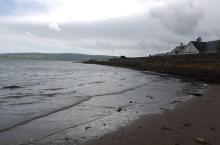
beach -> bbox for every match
[84,84,220,145]
[1,61,206,145]
[1,0,220,145]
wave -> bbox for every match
[0,96,91,133]
[0,83,148,134]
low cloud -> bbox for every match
[48,22,61,31]
[150,0,205,35]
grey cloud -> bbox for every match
[5,15,161,41]
[48,22,61,31]
[1,0,220,56]
[150,0,205,35]
[0,15,196,56]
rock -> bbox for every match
[85,126,92,130]
[129,101,133,103]
[117,107,122,112]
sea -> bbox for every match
[0,61,207,145]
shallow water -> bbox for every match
[0,61,207,145]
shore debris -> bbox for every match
[160,108,170,112]
[161,126,172,131]
[210,127,215,130]
[146,95,154,99]
[183,123,191,127]
[194,137,209,145]
[170,100,182,104]
[78,83,85,86]
[187,92,203,97]
[138,126,142,129]
[85,126,92,130]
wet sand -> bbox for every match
[84,84,220,145]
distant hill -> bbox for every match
[0,53,115,61]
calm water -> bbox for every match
[0,61,207,145]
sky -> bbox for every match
[0,0,220,57]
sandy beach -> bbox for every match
[84,84,220,145]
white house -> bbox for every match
[170,39,220,55]
[170,44,186,55]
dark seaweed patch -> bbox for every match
[40,93,62,97]
[44,88,64,91]
[8,95,29,99]
[88,81,105,84]
[2,85,22,90]
[9,101,36,106]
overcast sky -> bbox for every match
[0,0,220,56]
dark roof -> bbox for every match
[191,40,220,53]
[171,45,186,54]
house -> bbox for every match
[170,43,186,55]
[170,39,220,55]
[185,40,220,54]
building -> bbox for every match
[170,39,220,55]
[170,43,186,55]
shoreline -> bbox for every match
[84,53,220,83]
[83,84,220,145]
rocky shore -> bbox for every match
[82,54,220,145]
[84,53,220,82]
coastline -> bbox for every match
[84,53,220,82]
[1,61,219,145]
[1,62,202,145]
[83,84,220,145]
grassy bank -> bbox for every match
[84,53,220,82]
